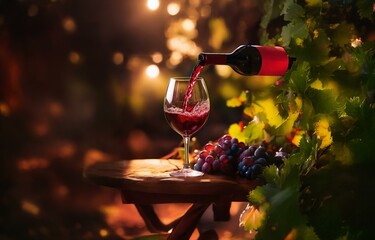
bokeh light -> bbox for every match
[62,17,76,34]
[145,64,160,78]
[113,52,124,65]
[69,51,81,64]
[151,52,163,63]
[147,0,159,11]
[167,2,180,16]
[168,51,183,66]
[182,18,195,32]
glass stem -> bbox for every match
[183,136,191,169]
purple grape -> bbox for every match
[205,155,215,164]
[231,138,239,144]
[248,145,257,155]
[194,163,202,171]
[219,154,228,162]
[196,157,205,167]
[254,146,266,158]
[231,143,239,152]
[202,162,212,173]
[199,150,209,159]
[245,168,253,179]
[254,158,268,166]
[212,160,221,171]
[242,156,255,166]
[251,164,263,176]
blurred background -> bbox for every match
[0,0,265,239]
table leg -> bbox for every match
[167,203,211,240]
[135,204,180,233]
[212,201,231,221]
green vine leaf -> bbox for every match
[331,22,355,47]
[284,2,305,21]
[356,0,375,20]
[288,61,311,94]
[291,28,331,66]
[306,88,338,115]
[281,21,309,46]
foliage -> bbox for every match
[225,0,375,239]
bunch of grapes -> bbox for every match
[193,135,247,175]
[237,144,271,180]
[193,135,291,180]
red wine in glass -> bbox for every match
[164,77,210,177]
[164,102,210,137]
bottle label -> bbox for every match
[254,46,289,76]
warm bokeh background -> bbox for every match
[1,0,265,239]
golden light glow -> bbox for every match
[182,19,195,32]
[69,51,81,64]
[168,51,183,66]
[145,64,160,78]
[99,229,109,237]
[112,52,124,65]
[167,3,180,15]
[351,37,362,48]
[147,0,159,11]
[0,102,10,116]
[22,200,40,215]
[17,157,49,171]
[62,17,76,33]
[151,52,163,63]
[166,36,201,58]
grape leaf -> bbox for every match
[281,0,294,16]
[281,20,309,46]
[306,88,338,115]
[262,165,280,185]
[284,2,305,21]
[288,61,311,94]
[259,0,282,29]
[331,22,355,47]
[248,185,268,205]
[292,28,331,66]
[243,121,265,144]
[356,0,375,20]
[344,96,361,118]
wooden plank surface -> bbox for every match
[84,159,262,202]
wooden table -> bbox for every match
[84,159,262,240]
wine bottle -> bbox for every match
[198,45,294,76]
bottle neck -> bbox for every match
[198,53,229,65]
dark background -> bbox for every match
[0,0,262,239]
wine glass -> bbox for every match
[164,77,210,177]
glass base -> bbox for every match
[170,168,204,177]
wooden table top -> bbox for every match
[84,159,262,203]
